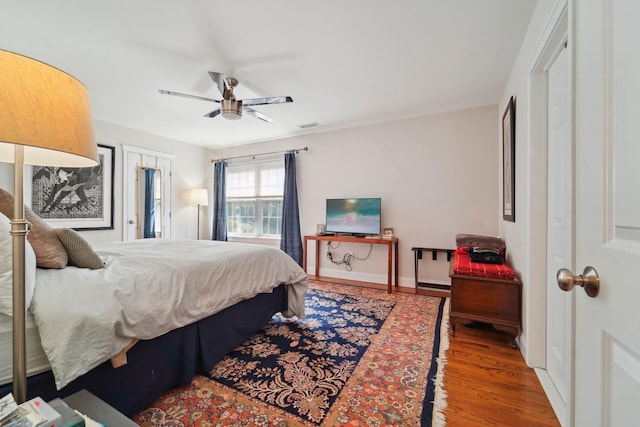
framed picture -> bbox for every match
[27,144,115,230]
[502,96,516,222]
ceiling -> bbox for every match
[2,1,538,150]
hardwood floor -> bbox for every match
[442,321,560,426]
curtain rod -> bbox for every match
[211,146,309,163]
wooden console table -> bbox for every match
[303,235,399,293]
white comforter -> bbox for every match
[30,239,308,389]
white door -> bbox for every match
[571,0,640,425]
[546,42,573,425]
[122,145,174,241]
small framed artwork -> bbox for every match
[383,227,394,238]
[316,224,326,235]
[502,96,516,222]
[27,144,115,230]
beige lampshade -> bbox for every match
[190,188,209,206]
[0,49,98,167]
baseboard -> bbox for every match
[535,368,568,426]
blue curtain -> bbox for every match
[280,152,303,265]
[143,168,156,238]
[212,161,228,241]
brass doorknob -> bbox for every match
[556,266,600,298]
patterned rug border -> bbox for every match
[431,298,450,426]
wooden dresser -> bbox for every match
[448,261,522,348]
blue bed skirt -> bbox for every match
[0,285,288,417]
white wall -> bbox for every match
[212,105,500,287]
[0,119,211,244]
[497,0,561,365]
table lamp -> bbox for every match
[0,50,98,403]
[190,188,209,240]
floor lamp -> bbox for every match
[190,189,209,240]
[0,50,98,403]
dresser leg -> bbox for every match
[493,324,519,349]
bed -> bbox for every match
[0,238,308,417]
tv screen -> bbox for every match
[325,198,381,236]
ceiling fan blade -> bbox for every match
[159,89,219,103]
[208,71,226,95]
[243,106,274,122]
[242,96,293,107]
[203,108,222,118]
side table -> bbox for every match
[63,389,138,426]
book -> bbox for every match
[0,394,19,422]
[72,412,103,427]
[0,395,60,427]
[48,399,85,427]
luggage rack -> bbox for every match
[411,247,455,294]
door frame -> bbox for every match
[122,145,175,241]
[527,1,575,425]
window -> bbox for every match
[226,160,284,237]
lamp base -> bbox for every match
[196,204,201,240]
[11,145,28,404]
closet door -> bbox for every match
[571,0,640,424]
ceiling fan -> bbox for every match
[159,71,293,122]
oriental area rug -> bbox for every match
[134,281,449,426]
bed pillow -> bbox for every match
[455,233,506,252]
[54,228,104,269]
[0,212,37,316]
[0,189,68,269]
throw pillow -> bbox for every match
[0,189,68,269]
[54,228,104,269]
[0,212,37,316]
[467,247,505,264]
[455,233,506,252]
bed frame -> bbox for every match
[0,285,288,417]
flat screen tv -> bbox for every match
[325,198,381,236]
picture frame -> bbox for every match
[27,144,115,230]
[502,96,516,222]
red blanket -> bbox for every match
[452,248,517,280]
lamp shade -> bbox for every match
[190,188,209,206]
[0,50,98,167]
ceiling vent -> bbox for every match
[299,122,321,129]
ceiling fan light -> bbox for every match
[221,99,242,120]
